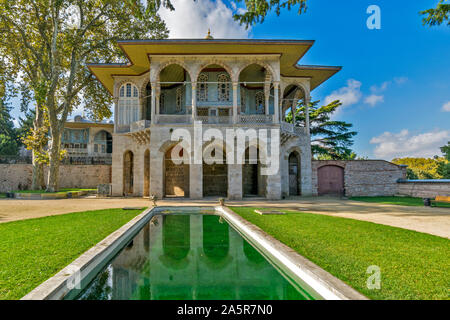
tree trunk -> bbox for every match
[46,128,61,192]
[31,105,45,190]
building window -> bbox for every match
[176,87,183,112]
[217,73,230,102]
[197,73,208,102]
[255,91,265,114]
[118,83,139,125]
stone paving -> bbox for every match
[0,196,448,238]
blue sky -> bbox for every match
[246,0,450,159]
[10,0,450,160]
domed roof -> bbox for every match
[205,29,213,39]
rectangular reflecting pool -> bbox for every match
[74,214,315,300]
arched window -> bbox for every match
[118,83,139,125]
[176,87,183,113]
[197,73,208,102]
[255,91,265,114]
[217,73,230,102]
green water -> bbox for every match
[76,214,314,300]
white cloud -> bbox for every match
[324,79,362,107]
[159,0,249,38]
[442,101,450,112]
[394,76,408,85]
[370,81,389,93]
[364,94,384,106]
[370,129,449,159]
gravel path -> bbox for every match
[0,197,448,238]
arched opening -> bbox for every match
[123,151,133,195]
[196,64,232,121]
[93,130,113,154]
[159,64,189,115]
[164,145,190,197]
[203,143,227,197]
[281,84,306,125]
[144,149,150,197]
[317,165,344,196]
[239,64,273,117]
[242,146,266,197]
[118,83,139,126]
[288,151,301,196]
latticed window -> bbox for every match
[197,73,208,101]
[176,87,183,112]
[118,83,139,125]
[255,91,265,114]
[217,73,230,101]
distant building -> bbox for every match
[63,115,114,164]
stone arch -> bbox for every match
[284,145,303,159]
[114,79,140,98]
[123,150,134,196]
[281,83,308,122]
[237,61,276,83]
[194,61,235,83]
[155,60,194,83]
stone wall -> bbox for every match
[0,164,111,192]
[397,180,450,198]
[312,160,406,197]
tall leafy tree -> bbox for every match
[287,100,358,160]
[0,100,19,156]
[0,0,168,191]
[421,0,450,26]
[0,57,19,156]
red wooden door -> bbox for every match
[318,165,344,196]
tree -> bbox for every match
[440,141,450,160]
[0,1,168,191]
[392,157,448,179]
[230,0,307,27]
[420,0,450,26]
[287,99,358,160]
[437,142,450,178]
[0,94,19,156]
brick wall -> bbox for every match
[0,164,111,192]
[397,180,450,198]
[312,160,406,197]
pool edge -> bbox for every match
[217,206,369,300]
[21,206,157,300]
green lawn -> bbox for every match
[11,188,97,194]
[350,196,450,208]
[0,193,5,198]
[0,208,143,300]
[231,207,450,300]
